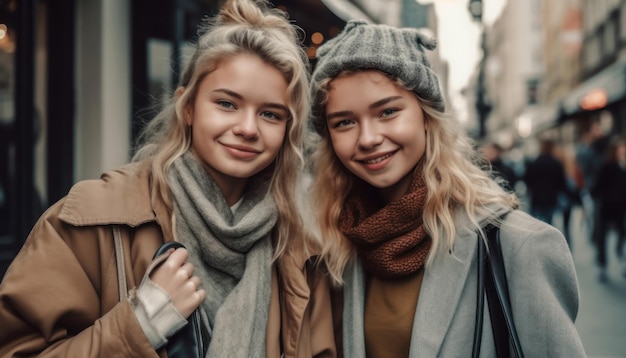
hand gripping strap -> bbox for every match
[114,234,207,358]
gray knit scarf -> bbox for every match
[167,152,276,357]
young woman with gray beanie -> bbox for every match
[308,20,585,357]
[0,1,336,356]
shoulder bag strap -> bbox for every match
[485,224,524,358]
[471,224,487,358]
[113,225,128,301]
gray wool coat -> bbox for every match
[344,208,586,357]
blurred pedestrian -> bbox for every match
[524,139,577,225]
[575,121,609,242]
[576,121,609,192]
[308,20,585,357]
[591,136,626,282]
[553,144,584,248]
[481,141,518,193]
[0,1,336,356]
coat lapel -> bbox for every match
[409,213,479,357]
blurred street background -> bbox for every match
[552,207,626,358]
[1,0,625,356]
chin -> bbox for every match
[363,178,399,189]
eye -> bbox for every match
[381,108,398,117]
[260,111,283,121]
[217,100,236,109]
[332,119,354,129]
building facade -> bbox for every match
[558,0,626,140]
[482,0,547,150]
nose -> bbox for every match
[358,121,383,149]
[233,110,259,139]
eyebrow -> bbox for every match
[213,88,290,113]
[326,95,403,120]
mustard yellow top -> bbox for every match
[364,268,425,358]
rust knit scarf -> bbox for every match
[338,169,431,279]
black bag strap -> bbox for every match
[471,225,486,358]
[472,224,524,358]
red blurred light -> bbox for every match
[580,88,608,111]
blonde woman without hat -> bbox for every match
[0,1,336,356]
[309,20,585,357]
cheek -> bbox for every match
[190,118,210,137]
[329,134,350,158]
[267,125,288,151]
[415,131,427,155]
[188,105,207,129]
[276,131,287,150]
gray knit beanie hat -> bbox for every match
[310,20,445,136]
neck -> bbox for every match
[215,179,246,206]
[375,168,417,205]
[197,163,247,206]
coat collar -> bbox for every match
[57,161,175,242]
[409,204,512,356]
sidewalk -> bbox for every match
[555,207,626,358]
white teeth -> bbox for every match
[364,153,393,164]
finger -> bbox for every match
[195,289,206,302]
[159,249,188,275]
[181,262,194,277]
[167,248,189,266]
[176,268,189,281]
[176,263,194,281]
[173,284,205,318]
[188,276,201,289]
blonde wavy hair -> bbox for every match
[132,0,311,258]
[309,70,519,285]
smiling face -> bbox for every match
[186,54,289,202]
[325,70,427,202]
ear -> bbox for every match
[175,86,185,98]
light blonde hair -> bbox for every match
[310,70,519,285]
[132,0,312,258]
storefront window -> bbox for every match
[0,0,48,277]
[0,0,17,277]
[0,0,16,243]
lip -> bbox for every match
[356,150,397,171]
[221,143,262,160]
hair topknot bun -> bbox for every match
[218,0,292,31]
